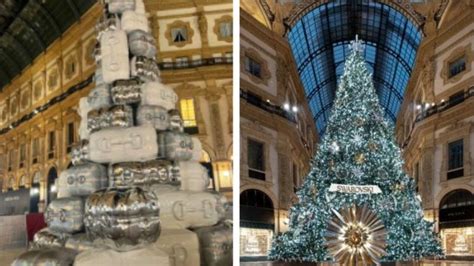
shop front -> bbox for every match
[439,189,474,259]
[240,189,275,261]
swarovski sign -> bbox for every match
[329,184,382,194]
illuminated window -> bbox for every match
[180,99,197,127]
[449,57,466,78]
[448,139,463,179]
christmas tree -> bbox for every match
[269,37,443,264]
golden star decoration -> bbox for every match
[326,204,387,265]
[355,153,365,164]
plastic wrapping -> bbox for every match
[193,222,233,266]
[84,187,161,247]
[130,56,160,82]
[64,233,97,252]
[57,162,108,198]
[87,105,134,132]
[78,98,92,140]
[71,140,90,165]
[88,126,159,163]
[12,248,78,266]
[168,109,184,132]
[158,191,228,229]
[87,84,112,110]
[31,228,70,249]
[95,14,120,40]
[108,0,135,14]
[154,229,200,266]
[111,79,142,104]
[122,10,149,33]
[109,159,176,188]
[101,28,130,83]
[158,131,194,161]
[74,246,169,266]
[45,197,85,234]
[137,105,169,131]
[179,161,210,192]
[128,30,156,58]
[141,82,178,110]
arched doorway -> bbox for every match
[240,189,275,259]
[47,167,58,204]
[29,172,41,213]
[439,189,474,257]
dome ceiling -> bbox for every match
[0,0,96,90]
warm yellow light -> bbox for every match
[180,98,197,127]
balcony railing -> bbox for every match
[415,87,474,122]
[402,86,474,148]
[159,56,232,70]
[240,89,296,123]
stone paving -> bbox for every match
[0,248,25,265]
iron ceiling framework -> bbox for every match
[287,0,423,135]
[0,0,96,90]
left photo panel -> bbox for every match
[0,0,233,265]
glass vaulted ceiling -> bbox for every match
[287,0,423,135]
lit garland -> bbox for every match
[269,39,444,263]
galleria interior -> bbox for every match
[240,0,474,262]
[0,0,232,263]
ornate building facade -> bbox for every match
[240,4,318,259]
[0,0,233,214]
[396,1,474,259]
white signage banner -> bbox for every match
[329,184,382,194]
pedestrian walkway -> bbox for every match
[0,248,25,265]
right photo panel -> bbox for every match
[240,0,474,265]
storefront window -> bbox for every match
[240,227,273,257]
[440,227,474,256]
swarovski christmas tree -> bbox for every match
[269,37,443,264]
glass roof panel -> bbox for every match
[287,0,423,135]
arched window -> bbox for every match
[240,189,275,257]
[240,189,274,226]
[439,189,474,229]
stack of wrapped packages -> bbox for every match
[12,0,232,265]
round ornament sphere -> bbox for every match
[368,141,378,151]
